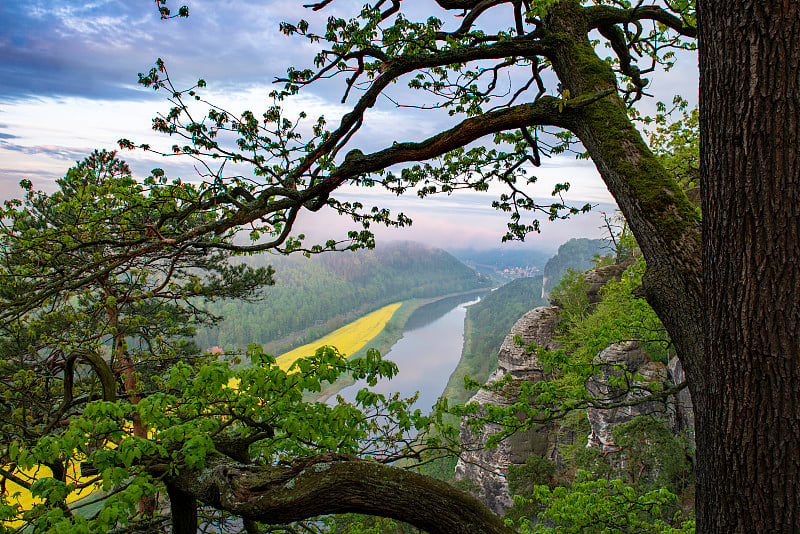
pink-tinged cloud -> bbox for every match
[291,191,614,252]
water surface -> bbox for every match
[335,293,482,413]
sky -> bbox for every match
[0,0,698,252]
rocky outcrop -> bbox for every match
[548,261,630,308]
[454,262,695,516]
[453,306,560,515]
[667,356,695,441]
[583,263,630,304]
[454,264,632,515]
[585,342,669,452]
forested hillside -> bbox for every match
[443,276,548,405]
[195,242,491,352]
[542,238,607,296]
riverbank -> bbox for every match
[276,302,402,370]
[439,310,493,408]
[441,277,548,408]
[313,288,488,402]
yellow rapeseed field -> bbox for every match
[3,461,98,524]
[276,302,402,370]
[3,303,402,524]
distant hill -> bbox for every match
[194,242,492,352]
[542,238,608,296]
[449,247,554,282]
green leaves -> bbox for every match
[513,472,694,533]
[4,341,434,532]
[0,150,279,530]
[153,1,188,20]
[556,256,672,364]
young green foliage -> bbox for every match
[514,472,694,533]
[0,151,272,529]
[3,345,441,533]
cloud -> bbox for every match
[0,140,85,159]
[289,188,617,251]
[0,0,691,249]
[0,0,359,101]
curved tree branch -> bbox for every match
[444,0,515,36]
[598,23,648,103]
[158,453,515,534]
[586,5,697,37]
[330,90,612,181]
[289,36,552,180]
[43,348,117,436]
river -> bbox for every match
[335,292,483,413]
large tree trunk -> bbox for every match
[698,1,800,531]
[545,1,705,390]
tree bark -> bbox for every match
[698,1,800,531]
[544,1,705,385]
[167,483,198,534]
[157,453,515,534]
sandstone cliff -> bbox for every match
[454,264,694,515]
[585,341,668,453]
[453,306,560,514]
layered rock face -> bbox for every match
[453,306,560,514]
[585,342,669,452]
[667,356,695,442]
[454,264,695,515]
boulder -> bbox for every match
[453,262,696,516]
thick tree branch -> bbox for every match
[330,91,612,181]
[158,453,515,534]
[290,36,552,180]
[586,5,697,37]
[434,0,485,9]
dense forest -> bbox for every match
[194,242,492,352]
[542,238,608,296]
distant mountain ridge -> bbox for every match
[194,241,491,352]
[542,238,608,296]
[449,247,554,282]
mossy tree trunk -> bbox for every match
[544,0,704,382]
